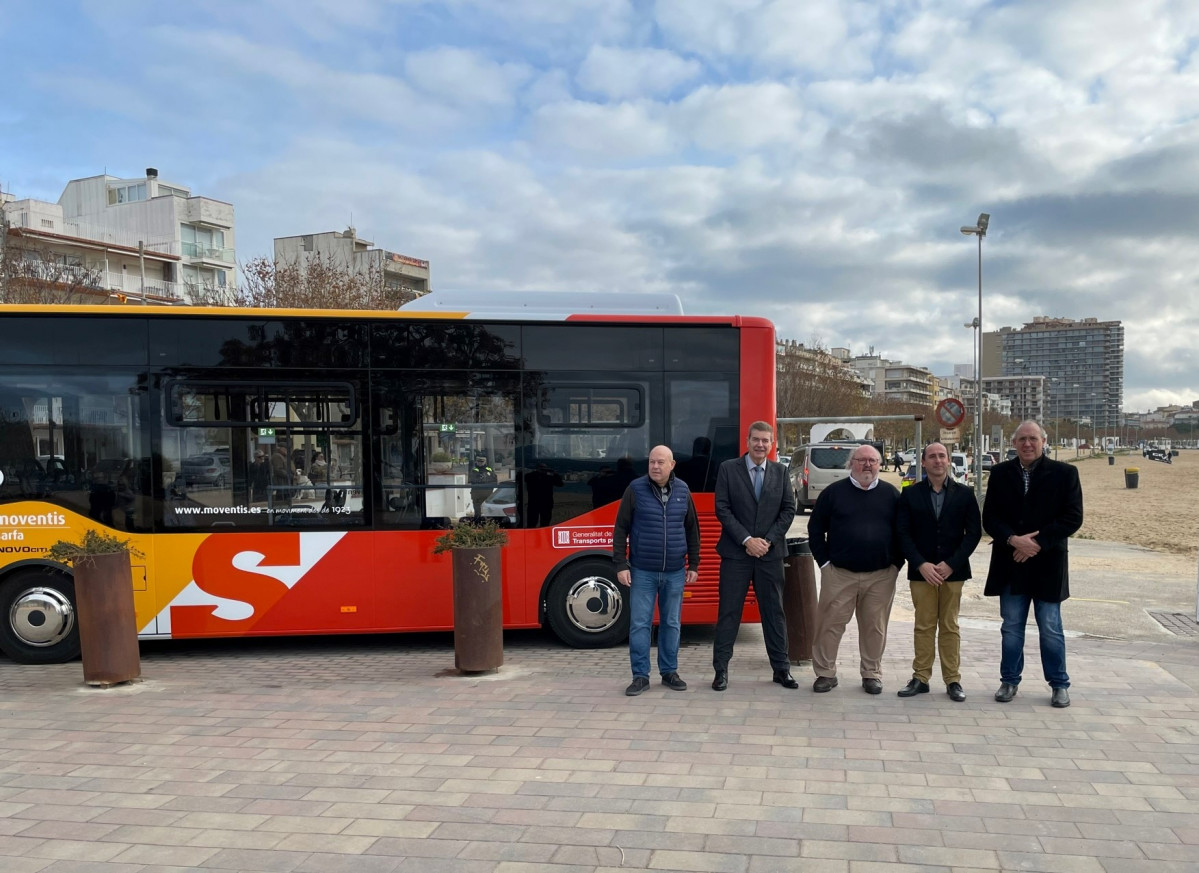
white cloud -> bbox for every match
[528,100,677,160]
[655,0,878,75]
[577,45,702,99]
[404,47,533,108]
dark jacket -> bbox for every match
[807,476,903,572]
[713,455,796,561]
[611,473,700,574]
[896,477,981,582]
[982,456,1083,602]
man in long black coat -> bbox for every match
[896,442,981,702]
[983,420,1083,708]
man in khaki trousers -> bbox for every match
[895,442,981,702]
[807,445,904,694]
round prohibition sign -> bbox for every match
[935,398,966,429]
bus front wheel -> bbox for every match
[0,570,81,664]
[545,559,628,649]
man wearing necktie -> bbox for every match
[710,421,798,691]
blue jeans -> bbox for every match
[628,568,686,678]
[999,593,1070,689]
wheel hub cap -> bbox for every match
[10,587,75,647]
[564,577,623,634]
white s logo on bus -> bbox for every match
[153,532,345,631]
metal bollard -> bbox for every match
[783,537,817,664]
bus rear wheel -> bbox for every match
[0,570,80,664]
[545,559,628,649]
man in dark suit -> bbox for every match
[983,420,1083,708]
[711,421,797,691]
[896,442,981,702]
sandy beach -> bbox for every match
[1069,449,1198,558]
[879,449,1198,559]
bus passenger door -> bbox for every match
[371,374,527,627]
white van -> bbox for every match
[950,452,969,482]
[789,442,858,512]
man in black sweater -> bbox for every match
[895,442,981,702]
[807,444,903,694]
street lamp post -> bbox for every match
[960,212,989,503]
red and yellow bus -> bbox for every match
[0,301,777,663]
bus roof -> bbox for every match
[0,298,774,329]
[399,290,685,318]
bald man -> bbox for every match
[612,445,701,696]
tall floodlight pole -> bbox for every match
[960,213,989,503]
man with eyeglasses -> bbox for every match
[808,444,904,694]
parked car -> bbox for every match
[981,454,995,471]
[0,457,50,499]
[900,462,922,489]
[182,453,231,486]
[480,484,517,524]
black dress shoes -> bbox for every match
[947,682,966,702]
[711,670,728,691]
[861,678,883,694]
[812,676,838,692]
[772,670,799,689]
[994,682,1018,702]
[897,678,930,697]
[1051,687,1071,708]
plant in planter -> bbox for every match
[45,530,144,687]
[433,518,508,673]
[429,450,454,474]
[432,518,509,553]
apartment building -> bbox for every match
[1,169,235,304]
[274,228,430,303]
[984,316,1124,428]
[849,353,936,406]
[980,374,1047,422]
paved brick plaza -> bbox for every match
[0,617,1197,873]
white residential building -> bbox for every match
[2,169,235,304]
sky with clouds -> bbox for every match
[3,0,1197,412]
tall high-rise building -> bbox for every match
[983,317,1123,429]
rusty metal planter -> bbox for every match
[75,551,141,687]
[451,547,503,673]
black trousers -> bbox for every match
[713,557,789,672]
